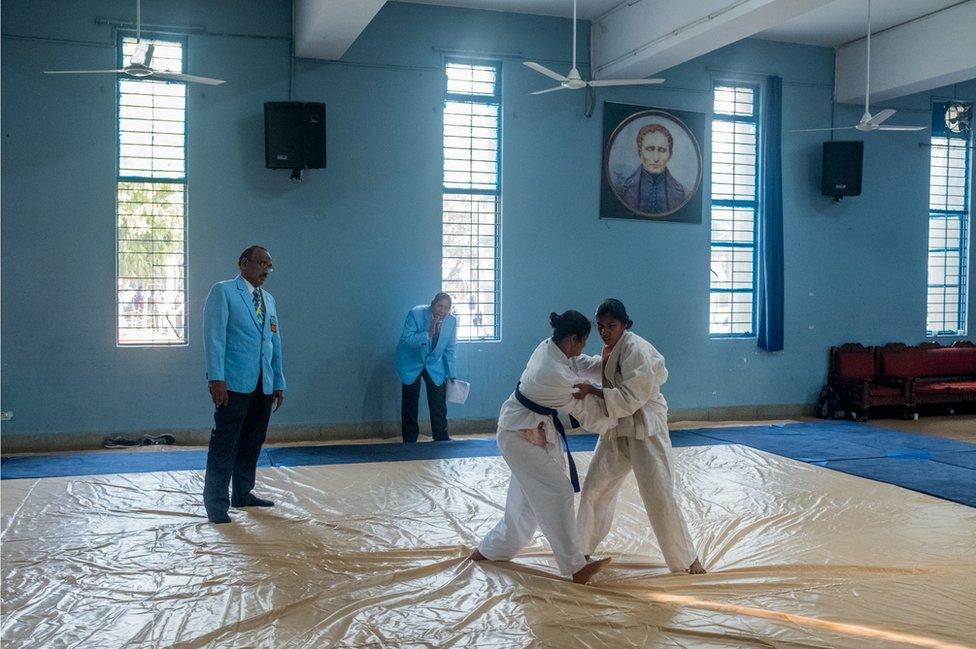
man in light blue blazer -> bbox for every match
[395,292,457,442]
[203,245,286,524]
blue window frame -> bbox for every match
[441,59,501,341]
[116,33,188,346]
[709,83,760,337]
[926,101,971,337]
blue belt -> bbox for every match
[514,383,581,493]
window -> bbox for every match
[709,84,759,336]
[926,101,971,336]
[117,34,187,345]
[441,60,501,341]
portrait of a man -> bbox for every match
[618,123,687,214]
[600,103,704,223]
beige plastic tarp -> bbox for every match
[2,444,975,648]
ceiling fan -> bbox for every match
[523,0,663,95]
[43,0,224,85]
[795,0,922,133]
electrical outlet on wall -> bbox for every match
[0,411,13,421]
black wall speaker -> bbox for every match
[821,141,863,199]
[264,102,326,171]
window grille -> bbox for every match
[442,61,501,341]
[926,119,971,336]
[710,84,759,336]
[116,35,187,345]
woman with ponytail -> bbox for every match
[469,310,615,584]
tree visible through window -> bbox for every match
[709,83,759,336]
[441,60,501,341]
[117,34,187,345]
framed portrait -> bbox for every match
[600,102,705,223]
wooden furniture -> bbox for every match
[879,341,976,411]
[828,343,910,421]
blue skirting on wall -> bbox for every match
[3,422,974,507]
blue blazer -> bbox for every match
[204,276,286,395]
[395,305,457,386]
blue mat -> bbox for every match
[670,430,734,448]
[0,449,272,480]
[691,430,883,463]
[0,430,734,478]
[822,457,976,508]
[2,422,973,508]
[264,430,728,468]
[270,438,508,467]
[929,450,976,471]
[678,422,976,507]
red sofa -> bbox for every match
[828,343,911,420]
[827,341,976,420]
[879,341,976,410]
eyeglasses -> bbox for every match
[249,259,274,271]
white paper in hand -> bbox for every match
[446,379,470,404]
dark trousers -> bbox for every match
[203,381,274,517]
[401,369,448,442]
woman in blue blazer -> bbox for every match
[395,292,457,442]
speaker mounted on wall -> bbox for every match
[821,141,863,201]
[264,102,326,181]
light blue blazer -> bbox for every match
[395,305,457,386]
[204,276,286,395]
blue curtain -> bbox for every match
[758,75,784,351]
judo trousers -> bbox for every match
[479,429,587,576]
[577,434,697,572]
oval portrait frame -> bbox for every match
[604,109,703,219]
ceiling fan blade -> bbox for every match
[790,126,857,132]
[588,78,665,87]
[43,69,125,75]
[530,85,567,95]
[868,108,896,126]
[152,71,226,85]
[523,61,567,82]
[877,125,926,131]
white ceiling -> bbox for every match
[405,0,968,48]
[758,0,966,47]
[404,0,621,21]
[296,0,976,103]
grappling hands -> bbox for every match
[573,383,599,400]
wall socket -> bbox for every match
[0,411,13,421]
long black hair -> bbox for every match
[596,298,633,329]
[549,310,591,342]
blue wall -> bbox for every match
[2,0,973,440]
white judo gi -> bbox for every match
[576,331,698,572]
[478,338,616,576]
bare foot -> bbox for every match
[572,556,612,584]
[468,548,487,561]
[686,558,706,574]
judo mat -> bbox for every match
[4,421,974,507]
[2,444,975,648]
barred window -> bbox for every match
[709,84,759,336]
[926,102,971,336]
[442,60,501,341]
[117,35,187,345]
